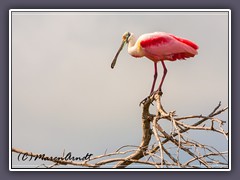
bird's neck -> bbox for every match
[127,35,144,58]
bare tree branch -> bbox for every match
[12,91,228,169]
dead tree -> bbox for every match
[12,91,228,168]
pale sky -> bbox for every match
[11,11,229,168]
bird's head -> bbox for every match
[111,32,132,69]
[122,32,132,43]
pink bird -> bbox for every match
[111,32,199,95]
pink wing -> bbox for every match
[139,32,199,62]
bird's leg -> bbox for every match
[139,62,158,106]
[158,61,167,92]
[150,62,158,94]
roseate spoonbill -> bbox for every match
[111,32,198,95]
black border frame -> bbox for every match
[1,0,239,179]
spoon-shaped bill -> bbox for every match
[111,40,126,69]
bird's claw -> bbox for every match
[139,90,163,107]
[139,96,150,106]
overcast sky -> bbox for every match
[11,10,229,168]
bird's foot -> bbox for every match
[139,96,151,106]
[139,90,163,106]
